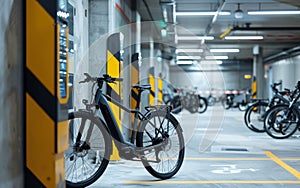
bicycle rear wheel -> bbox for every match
[65,111,111,188]
[198,96,208,114]
[136,110,185,179]
[244,101,268,133]
[264,104,299,139]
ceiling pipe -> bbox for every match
[219,24,300,39]
[205,0,226,36]
[233,25,300,31]
[264,45,300,63]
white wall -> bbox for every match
[170,67,252,92]
[266,55,300,96]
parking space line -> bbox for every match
[124,180,300,185]
[265,151,300,180]
[184,157,300,161]
[282,158,300,161]
[184,157,269,161]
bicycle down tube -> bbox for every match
[94,85,148,150]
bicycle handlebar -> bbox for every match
[79,73,123,84]
[271,81,282,93]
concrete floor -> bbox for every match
[89,104,300,188]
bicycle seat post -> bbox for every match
[130,84,151,143]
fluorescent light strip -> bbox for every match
[176,11,231,16]
[177,36,214,40]
[177,56,201,60]
[205,56,228,60]
[225,36,263,40]
[176,49,204,53]
[210,49,240,53]
[177,60,194,65]
[201,60,223,64]
[248,10,300,15]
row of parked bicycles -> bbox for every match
[244,80,300,139]
[163,85,208,114]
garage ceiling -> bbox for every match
[137,0,300,65]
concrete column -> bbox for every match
[253,45,264,99]
[0,1,24,187]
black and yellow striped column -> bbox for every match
[130,53,140,143]
[106,33,122,161]
[131,53,140,112]
[158,75,163,104]
[252,76,257,99]
[25,0,69,187]
[148,67,156,105]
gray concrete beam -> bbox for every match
[0,0,24,187]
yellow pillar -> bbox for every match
[106,33,123,161]
[25,1,69,187]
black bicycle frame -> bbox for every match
[269,93,290,106]
[94,87,148,150]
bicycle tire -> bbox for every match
[198,96,208,114]
[244,101,268,133]
[238,102,248,111]
[65,111,111,188]
[222,98,231,109]
[168,95,182,114]
[136,110,185,179]
[207,96,215,106]
[264,104,299,139]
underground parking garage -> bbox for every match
[1,0,300,187]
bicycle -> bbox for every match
[163,84,182,114]
[163,86,207,114]
[244,81,292,133]
[263,81,300,139]
[65,73,185,187]
[221,92,248,111]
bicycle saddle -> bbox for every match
[278,88,291,96]
[132,84,151,90]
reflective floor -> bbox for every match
[89,105,300,188]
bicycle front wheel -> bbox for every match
[65,111,111,188]
[136,110,185,179]
[244,101,268,133]
[264,104,299,139]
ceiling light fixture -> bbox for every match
[177,56,201,60]
[200,60,223,65]
[210,49,240,53]
[234,3,244,19]
[176,49,204,53]
[205,56,228,60]
[176,11,231,16]
[177,36,214,40]
[176,60,194,65]
[248,10,300,15]
[225,36,264,40]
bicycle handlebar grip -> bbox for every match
[114,78,123,82]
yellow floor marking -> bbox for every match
[124,180,300,185]
[265,151,300,180]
